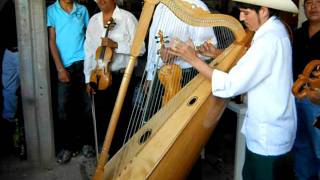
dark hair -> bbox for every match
[235,2,280,17]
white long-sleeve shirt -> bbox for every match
[146,0,216,80]
[84,6,146,83]
[212,16,297,156]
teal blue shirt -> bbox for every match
[47,0,89,67]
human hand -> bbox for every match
[197,41,222,58]
[168,38,198,65]
[143,80,150,93]
[86,84,96,94]
[101,37,118,48]
[159,45,176,63]
[58,68,70,83]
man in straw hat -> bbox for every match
[168,0,298,179]
[292,0,320,179]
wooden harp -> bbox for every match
[93,0,253,179]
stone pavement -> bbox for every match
[0,109,236,180]
[0,154,96,180]
[0,147,234,180]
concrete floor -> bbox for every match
[0,110,236,180]
[0,151,234,180]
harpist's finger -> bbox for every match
[168,49,180,57]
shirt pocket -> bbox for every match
[110,25,129,43]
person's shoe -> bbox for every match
[72,150,80,157]
[82,145,95,158]
[56,149,72,164]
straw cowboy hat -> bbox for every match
[233,0,299,13]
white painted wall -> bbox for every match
[298,0,307,27]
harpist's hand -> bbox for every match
[197,41,222,58]
[143,80,150,94]
[169,38,198,65]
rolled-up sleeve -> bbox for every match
[211,35,276,98]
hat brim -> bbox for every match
[233,0,298,13]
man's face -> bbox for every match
[61,0,73,3]
[239,8,261,31]
[304,0,320,23]
[95,0,114,11]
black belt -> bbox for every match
[65,60,83,70]
[7,47,18,52]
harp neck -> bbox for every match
[131,0,246,57]
[153,0,245,41]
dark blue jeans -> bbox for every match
[2,49,19,121]
[293,98,320,180]
[57,61,93,151]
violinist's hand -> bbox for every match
[197,41,222,58]
[169,38,198,65]
[86,84,96,94]
[101,37,118,48]
[58,68,70,83]
[143,80,150,93]
[159,45,176,63]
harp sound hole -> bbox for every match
[188,97,198,106]
[139,129,152,144]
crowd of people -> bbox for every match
[0,0,319,179]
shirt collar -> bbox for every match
[112,6,121,21]
[253,16,277,42]
[98,6,120,27]
[55,0,78,14]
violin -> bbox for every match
[90,18,116,91]
[292,59,320,101]
[157,31,182,106]
[292,60,320,129]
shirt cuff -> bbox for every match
[85,73,90,84]
[212,69,227,93]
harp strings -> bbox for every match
[124,4,188,144]
[112,3,236,178]
[124,8,236,146]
